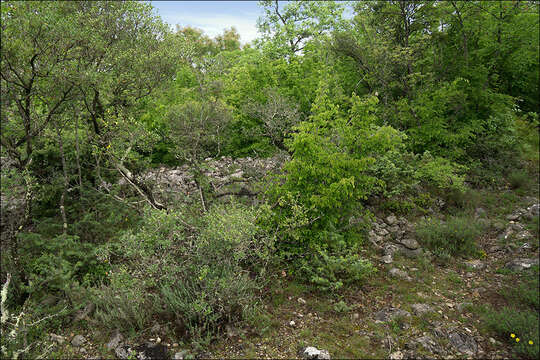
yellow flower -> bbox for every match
[529,340,534,345]
[516,338,520,342]
[511,333,516,338]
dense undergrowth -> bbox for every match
[1,1,539,358]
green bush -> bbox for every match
[508,170,529,190]
[415,216,484,258]
[92,203,272,344]
[18,233,109,297]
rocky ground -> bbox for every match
[35,156,539,359]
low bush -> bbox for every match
[18,233,109,297]
[415,216,484,258]
[91,203,272,345]
[508,170,529,190]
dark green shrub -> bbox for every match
[415,216,484,258]
[18,233,109,297]
[508,170,529,190]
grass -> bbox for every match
[415,215,485,258]
[482,307,539,359]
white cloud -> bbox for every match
[162,12,261,44]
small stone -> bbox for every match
[528,203,539,216]
[389,350,403,360]
[505,258,539,271]
[400,238,419,250]
[115,346,133,360]
[106,331,124,350]
[298,297,307,304]
[385,215,397,225]
[150,323,161,334]
[174,350,189,360]
[474,207,487,218]
[289,320,296,327]
[488,337,497,345]
[382,254,393,264]
[50,334,66,344]
[411,303,433,316]
[353,313,360,320]
[506,214,520,221]
[300,346,331,360]
[389,268,412,281]
[456,302,473,312]
[448,330,478,355]
[465,259,485,270]
[374,308,411,322]
[71,335,86,347]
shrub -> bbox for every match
[415,216,484,258]
[92,203,272,344]
[508,170,529,190]
[18,233,109,297]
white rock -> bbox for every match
[301,346,331,360]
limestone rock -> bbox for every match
[465,260,485,270]
[71,335,86,347]
[399,238,419,250]
[389,268,412,281]
[300,346,331,360]
[411,303,433,316]
[107,331,124,350]
[448,330,478,356]
[374,308,411,322]
[385,215,397,225]
[505,258,539,271]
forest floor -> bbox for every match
[207,191,539,359]
[47,176,539,360]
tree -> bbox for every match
[1,1,176,270]
[257,0,345,56]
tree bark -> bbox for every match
[56,124,69,234]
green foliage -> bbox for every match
[482,307,539,359]
[508,170,530,190]
[414,152,467,195]
[415,216,485,258]
[92,204,272,343]
[18,233,108,296]
[501,265,539,310]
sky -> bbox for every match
[150,1,265,44]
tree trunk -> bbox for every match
[56,124,69,234]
